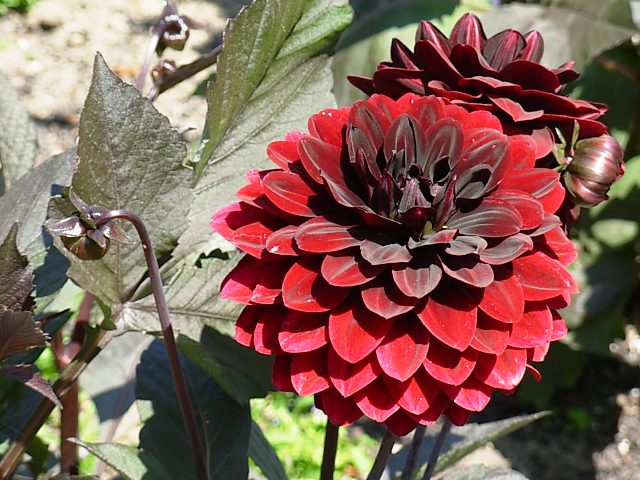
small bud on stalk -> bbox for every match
[46,190,133,260]
[563,135,625,207]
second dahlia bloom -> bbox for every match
[213,94,578,435]
[349,13,607,157]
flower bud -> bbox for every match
[156,14,192,54]
[46,190,133,260]
[563,135,624,207]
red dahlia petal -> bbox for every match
[261,170,319,218]
[282,258,349,312]
[440,254,494,288]
[474,348,527,389]
[221,255,263,304]
[267,141,299,169]
[329,295,392,363]
[328,349,380,397]
[308,108,350,146]
[512,252,578,301]
[253,307,285,354]
[478,268,525,323]
[470,312,512,355]
[479,234,533,265]
[498,60,559,92]
[508,302,553,348]
[295,217,362,253]
[352,378,401,422]
[450,13,486,51]
[490,97,543,122]
[315,389,363,426]
[391,370,441,415]
[422,118,464,172]
[536,227,577,266]
[360,239,412,265]
[423,340,478,386]
[443,376,493,412]
[321,250,384,287]
[414,40,463,85]
[250,260,292,304]
[417,21,452,54]
[266,225,298,255]
[361,276,418,319]
[272,355,294,392]
[376,318,430,382]
[235,305,262,347]
[483,30,526,71]
[550,310,568,341]
[444,403,472,426]
[490,189,543,230]
[385,410,421,436]
[447,198,523,238]
[417,293,477,351]
[392,257,442,298]
[520,31,544,63]
[290,348,330,395]
[278,310,327,353]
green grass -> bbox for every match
[0,0,38,15]
[252,393,377,479]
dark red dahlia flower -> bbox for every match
[348,13,607,158]
[213,94,578,435]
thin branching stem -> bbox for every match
[401,425,426,480]
[422,420,452,480]
[95,209,209,480]
[320,420,339,480]
[367,428,396,480]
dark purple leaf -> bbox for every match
[0,310,46,360]
[0,224,34,311]
[0,364,61,407]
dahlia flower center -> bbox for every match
[351,112,496,238]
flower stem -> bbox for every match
[401,425,426,480]
[320,420,339,480]
[95,209,209,480]
[422,420,452,480]
[0,327,112,479]
[366,428,396,480]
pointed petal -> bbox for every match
[272,355,294,392]
[417,293,477,351]
[509,302,553,348]
[261,170,319,217]
[478,269,525,323]
[450,13,486,50]
[267,140,299,169]
[250,260,292,304]
[416,20,451,54]
[315,388,363,426]
[491,189,543,230]
[474,348,528,389]
[424,340,478,386]
[376,319,430,382]
[443,376,493,412]
[282,257,349,312]
[483,30,526,70]
[447,198,522,238]
[253,307,285,354]
[328,295,392,363]
[360,239,412,266]
[384,410,420,436]
[520,31,544,62]
[479,234,534,265]
[392,257,442,298]
[512,252,578,301]
[328,349,380,397]
[235,305,262,347]
[278,310,327,353]
[361,276,418,319]
[295,217,363,253]
[471,312,512,355]
[389,369,442,415]
[440,254,494,288]
[266,225,298,255]
[352,378,401,422]
[290,349,330,395]
[221,256,262,304]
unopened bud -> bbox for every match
[563,135,624,207]
[157,14,192,54]
[46,190,133,260]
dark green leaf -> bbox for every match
[0,310,46,360]
[136,340,251,479]
[0,224,34,311]
[433,412,550,474]
[249,421,288,480]
[0,72,36,192]
[178,326,273,405]
[58,54,192,307]
[0,150,75,312]
[71,440,148,480]
[0,364,60,407]
[481,3,638,69]
[438,464,528,480]
[118,255,242,337]
[178,0,352,256]
[552,0,636,29]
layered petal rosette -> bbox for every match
[212,94,578,435]
[349,13,607,157]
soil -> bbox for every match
[1,2,639,479]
